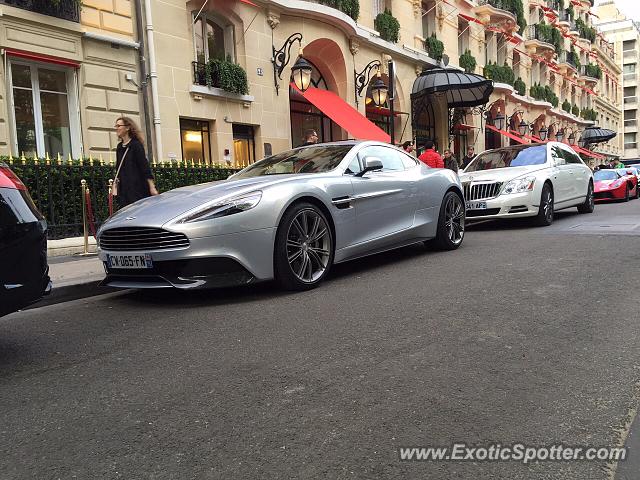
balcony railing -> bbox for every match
[527,24,554,47]
[0,0,80,22]
[558,51,579,69]
[559,11,573,23]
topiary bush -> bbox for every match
[375,9,400,43]
[425,34,444,61]
[514,77,526,96]
[562,99,571,112]
[459,49,477,73]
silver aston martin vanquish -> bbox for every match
[97,141,465,291]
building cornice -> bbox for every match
[264,0,440,68]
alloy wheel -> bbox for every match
[444,193,465,245]
[543,189,553,222]
[286,209,331,283]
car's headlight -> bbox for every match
[501,176,536,195]
[182,191,262,223]
[611,180,623,188]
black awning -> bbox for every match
[411,68,494,108]
[580,126,617,145]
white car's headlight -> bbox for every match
[501,177,536,195]
[182,191,262,223]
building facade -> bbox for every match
[0,0,622,167]
[596,1,640,161]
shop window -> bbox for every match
[180,118,211,164]
[193,14,235,63]
[232,124,255,167]
[9,61,80,159]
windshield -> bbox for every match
[594,170,621,181]
[615,168,637,175]
[232,145,353,179]
[465,145,547,172]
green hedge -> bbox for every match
[206,57,249,95]
[4,156,240,239]
[530,83,559,107]
[318,0,359,20]
[483,61,515,86]
[459,49,476,73]
[375,9,400,43]
[514,77,526,96]
[485,0,526,33]
[562,99,571,112]
[425,34,444,61]
[580,107,598,121]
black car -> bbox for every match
[0,162,50,317]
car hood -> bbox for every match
[594,180,618,191]
[459,165,548,183]
[100,174,304,231]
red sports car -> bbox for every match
[593,169,638,202]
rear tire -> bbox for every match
[425,191,465,250]
[274,202,334,291]
[534,183,554,226]
[577,181,594,214]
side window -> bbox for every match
[550,145,566,166]
[358,146,404,172]
[564,150,583,164]
[400,151,418,169]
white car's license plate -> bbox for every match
[106,253,153,269]
[466,201,487,210]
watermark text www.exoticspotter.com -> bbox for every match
[399,444,627,464]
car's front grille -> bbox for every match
[463,182,503,200]
[99,227,190,251]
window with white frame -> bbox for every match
[8,60,80,159]
[193,13,235,63]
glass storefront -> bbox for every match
[180,118,211,164]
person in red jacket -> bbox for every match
[418,140,444,168]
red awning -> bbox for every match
[570,144,606,160]
[459,13,484,25]
[453,123,478,131]
[293,84,390,143]
[5,48,79,68]
[486,125,528,144]
[522,133,546,143]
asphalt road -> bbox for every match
[1,200,639,479]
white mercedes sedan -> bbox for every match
[459,142,594,226]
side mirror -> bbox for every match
[627,170,634,175]
[354,157,383,177]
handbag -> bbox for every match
[111,146,129,197]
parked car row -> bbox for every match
[0,140,604,316]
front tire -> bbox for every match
[534,183,554,226]
[623,185,630,202]
[426,191,465,250]
[577,181,594,214]
[274,202,334,291]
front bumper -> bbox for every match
[465,191,538,220]
[98,227,277,290]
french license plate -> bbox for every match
[106,253,153,269]
[466,201,487,210]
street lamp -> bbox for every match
[538,126,549,141]
[290,51,312,92]
[272,32,306,95]
[494,112,506,131]
[370,72,388,107]
[354,60,381,107]
[555,128,565,142]
[518,119,529,136]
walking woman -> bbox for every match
[113,116,158,209]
